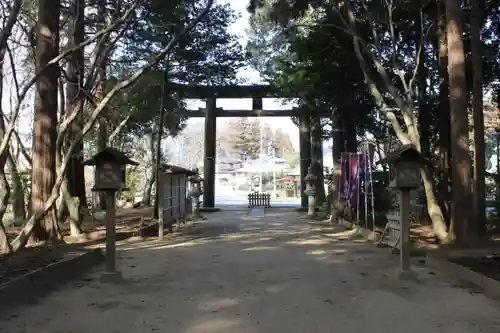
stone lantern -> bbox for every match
[304,164,319,217]
[378,144,428,279]
[83,147,138,283]
[84,148,138,192]
[188,168,204,218]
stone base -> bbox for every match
[199,207,221,213]
[398,269,418,281]
[100,270,123,283]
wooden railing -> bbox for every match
[248,192,271,208]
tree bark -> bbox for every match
[417,17,430,218]
[445,0,473,244]
[311,115,326,206]
[96,0,108,210]
[435,4,452,226]
[0,51,12,253]
[329,109,344,222]
[29,0,62,244]
[6,154,26,222]
[64,0,86,236]
[342,112,357,153]
[417,34,430,158]
[470,0,486,237]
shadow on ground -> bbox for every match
[2,209,500,333]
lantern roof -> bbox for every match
[377,144,429,166]
[83,147,139,166]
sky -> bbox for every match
[184,0,300,150]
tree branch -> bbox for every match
[0,0,22,50]
[10,0,215,251]
[108,115,131,144]
[0,0,139,167]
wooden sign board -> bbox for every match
[377,213,401,251]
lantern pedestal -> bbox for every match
[304,165,318,218]
[397,268,417,281]
[101,190,122,283]
[190,188,202,218]
[100,270,123,283]
[305,185,316,217]
[83,148,139,283]
[399,188,413,279]
[377,144,430,278]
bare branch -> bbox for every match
[0,1,139,167]
[5,43,20,100]
[408,10,433,93]
[109,115,131,144]
[85,2,134,89]
[0,0,22,50]
[10,0,215,251]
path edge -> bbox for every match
[0,248,104,314]
[426,254,500,298]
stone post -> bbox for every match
[203,96,216,208]
[298,111,312,207]
[399,188,413,279]
[101,191,122,282]
[304,165,318,217]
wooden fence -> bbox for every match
[248,192,271,208]
[160,165,196,227]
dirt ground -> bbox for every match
[0,208,154,284]
[2,208,500,332]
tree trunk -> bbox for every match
[64,0,86,236]
[311,115,326,206]
[0,166,11,253]
[343,113,357,153]
[29,0,62,244]
[0,51,12,253]
[6,154,26,222]
[142,131,156,206]
[435,4,452,226]
[470,0,486,237]
[417,19,430,218]
[96,0,108,210]
[417,34,430,158]
[329,109,344,222]
[445,0,473,244]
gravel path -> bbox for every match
[2,208,500,333]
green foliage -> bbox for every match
[107,0,248,141]
[121,167,141,202]
[282,151,299,168]
[247,0,500,154]
[226,118,261,158]
[247,0,380,139]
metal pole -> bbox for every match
[272,142,277,198]
[259,121,263,192]
[368,146,376,232]
[496,131,500,216]
[363,150,369,228]
[356,153,360,224]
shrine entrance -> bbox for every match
[171,83,316,209]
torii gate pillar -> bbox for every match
[203,96,217,208]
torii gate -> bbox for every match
[171,83,314,208]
